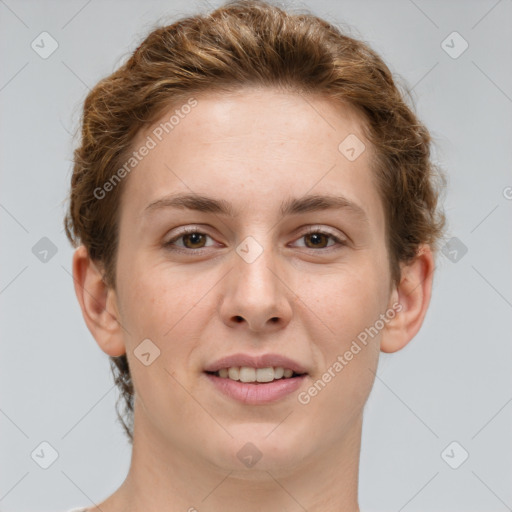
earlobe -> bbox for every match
[380,245,435,354]
[72,245,126,357]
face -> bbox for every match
[109,87,399,473]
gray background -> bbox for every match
[1,0,511,511]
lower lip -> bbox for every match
[205,373,307,404]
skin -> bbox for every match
[73,87,434,512]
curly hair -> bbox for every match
[63,0,447,443]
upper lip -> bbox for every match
[204,353,308,374]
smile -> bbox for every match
[207,366,304,382]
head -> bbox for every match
[64,0,446,470]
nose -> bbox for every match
[219,239,293,333]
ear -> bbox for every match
[380,244,435,353]
[72,245,126,357]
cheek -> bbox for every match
[311,257,388,394]
[297,270,383,420]
[119,264,219,392]
[119,267,207,414]
[304,260,390,338]
[119,259,209,340]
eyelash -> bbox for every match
[163,226,347,254]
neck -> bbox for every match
[98,407,362,512]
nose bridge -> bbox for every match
[234,233,281,299]
[220,232,293,331]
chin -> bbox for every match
[206,422,312,474]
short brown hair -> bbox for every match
[64,0,447,443]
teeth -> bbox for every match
[228,367,239,380]
[239,367,256,382]
[255,367,274,383]
[273,367,284,379]
[214,366,299,382]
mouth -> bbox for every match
[203,353,309,404]
[204,366,307,383]
[204,366,308,404]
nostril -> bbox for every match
[234,316,244,323]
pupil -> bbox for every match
[308,233,326,248]
[186,233,204,248]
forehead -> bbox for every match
[120,87,383,229]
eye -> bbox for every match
[292,228,347,250]
[163,226,347,254]
[164,228,217,251]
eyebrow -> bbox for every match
[143,192,369,224]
